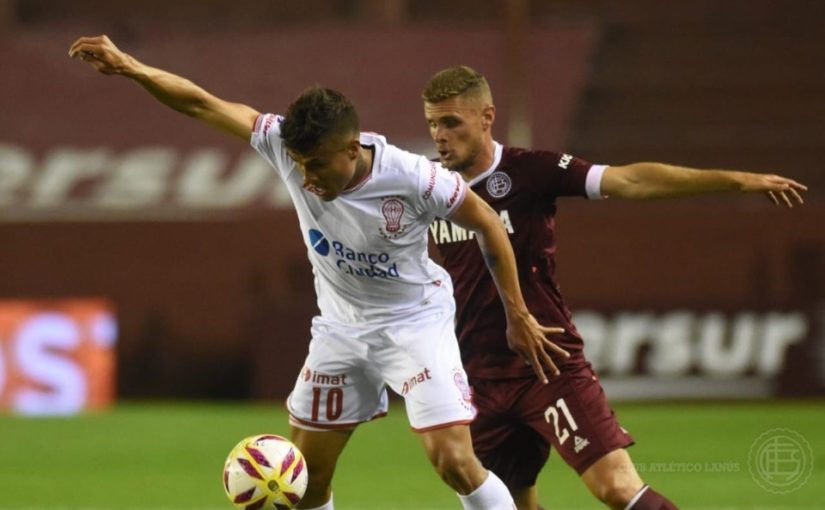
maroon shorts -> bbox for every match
[469,362,634,491]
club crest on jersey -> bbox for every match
[379,196,408,239]
[486,171,512,198]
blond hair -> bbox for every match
[422,65,493,104]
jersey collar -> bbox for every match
[467,141,503,187]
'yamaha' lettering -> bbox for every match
[430,209,514,245]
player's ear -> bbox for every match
[481,104,496,131]
[345,138,360,160]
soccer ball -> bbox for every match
[222,434,309,510]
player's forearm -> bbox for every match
[120,57,214,118]
[607,162,745,199]
[474,223,531,322]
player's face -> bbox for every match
[424,95,490,172]
[288,135,361,201]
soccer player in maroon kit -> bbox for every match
[422,66,807,510]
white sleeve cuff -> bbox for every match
[585,165,608,199]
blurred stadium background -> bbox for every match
[0,1,823,509]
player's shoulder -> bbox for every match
[250,113,284,142]
[501,146,577,171]
[359,130,387,149]
[365,132,428,177]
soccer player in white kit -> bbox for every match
[70,35,570,510]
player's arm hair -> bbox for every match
[127,63,259,141]
[448,190,530,320]
[69,35,259,141]
[601,162,807,203]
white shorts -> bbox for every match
[287,305,476,432]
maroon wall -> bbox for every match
[2,26,597,152]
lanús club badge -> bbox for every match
[486,171,512,198]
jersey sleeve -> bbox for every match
[536,151,607,200]
[249,113,296,180]
[415,157,468,220]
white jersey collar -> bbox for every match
[467,141,503,187]
[342,133,384,195]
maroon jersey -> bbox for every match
[430,145,602,379]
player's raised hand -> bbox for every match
[506,313,569,384]
[738,172,807,208]
[68,35,132,75]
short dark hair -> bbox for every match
[279,86,359,154]
[421,65,492,103]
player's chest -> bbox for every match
[302,192,423,249]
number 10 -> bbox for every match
[311,387,343,422]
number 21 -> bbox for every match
[544,398,579,445]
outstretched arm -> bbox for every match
[68,35,259,141]
[601,162,807,207]
[449,190,569,383]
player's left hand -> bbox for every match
[739,173,807,208]
[68,34,131,75]
[506,313,569,384]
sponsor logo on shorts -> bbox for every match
[486,171,512,198]
[574,435,590,453]
[401,368,432,395]
[301,368,348,386]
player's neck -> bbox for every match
[347,145,373,190]
[461,139,496,181]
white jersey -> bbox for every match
[251,113,468,324]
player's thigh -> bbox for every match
[288,319,388,430]
[377,306,476,431]
[524,364,634,476]
[471,378,550,493]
